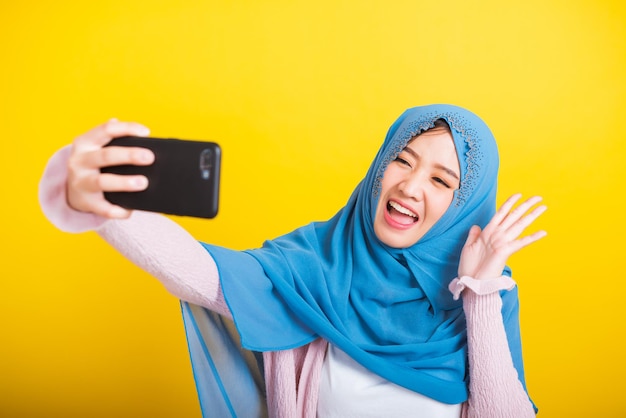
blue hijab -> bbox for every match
[202,104,529,404]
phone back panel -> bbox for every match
[102,136,221,219]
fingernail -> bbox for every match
[109,207,127,218]
[137,126,150,137]
[132,176,148,189]
[139,150,154,163]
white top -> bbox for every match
[317,345,462,418]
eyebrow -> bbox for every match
[402,147,460,181]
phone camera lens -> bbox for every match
[199,149,213,180]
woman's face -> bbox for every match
[374,128,460,248]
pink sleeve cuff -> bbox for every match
[38,145,108,233]
[449,275,516,301]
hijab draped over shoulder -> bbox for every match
[203,104,528,404]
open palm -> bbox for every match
[458,194,547,280]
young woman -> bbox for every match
[40,104,545,417]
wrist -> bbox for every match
[448,275,516,300]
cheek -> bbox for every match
[374,170,398,222]
[379,165,401,192]
[430,191,455,221]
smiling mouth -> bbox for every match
[387,201,419,224]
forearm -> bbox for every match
[97,212,230,316]
[462,289,535,417]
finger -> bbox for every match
[508,229,548,254]
[463,225,482,247]
[74,119,150,150]
[504,203,547,240]
[67,185,134,219]
[106,205,134,219]
[103,119,151,139]
[76,146,155,170]
[90,197,134,219]
[98,173,149,192]
[71,171,149,194]
[498,193,524,217]
[482,193,523,234]
[499,196,544,231]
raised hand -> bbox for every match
[458,193,547,280]
[67,119,154,219]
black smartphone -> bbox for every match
[101,136,221,219]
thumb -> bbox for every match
[463,225,482,247]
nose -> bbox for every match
[398,172,426,200]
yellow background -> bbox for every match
[1,0,624,416]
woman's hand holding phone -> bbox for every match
[66,118,221,219]
[66,119,154,219]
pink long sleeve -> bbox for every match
[98,213,230,316]
[461,289,536,418]
[38,146,229,316]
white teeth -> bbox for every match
[389,201,417,218]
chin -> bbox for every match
[374,228,420,249]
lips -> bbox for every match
[386,200,419,227]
